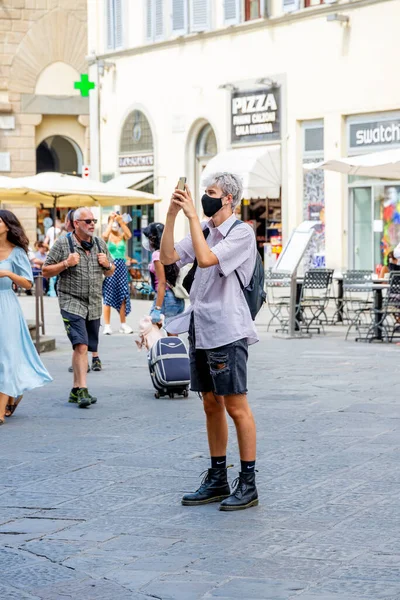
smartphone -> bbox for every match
[177,177,186,191]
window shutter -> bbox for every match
[282,0,300,12]
[146,0,153,39]
[190,0,210,33]
[155,0,164,38]
[172,0,187,34]
[224,0,241,24]
[106,0,114,48]
[114,0,123,48]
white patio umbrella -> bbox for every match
[304,148,400,180]
[0,172,161,209]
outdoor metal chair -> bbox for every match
[265,270,292,332]
[343,270,374,340]
[365,272,400,343]
[298,269,334,334]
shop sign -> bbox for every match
[119,154,154,168]
[231,88,281,144]
[350,118,400,149]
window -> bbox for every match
[245,0,261,20]
[146,0,164,41]
[172,0,188,34]
[107,0,123,50]
[282,0,300,12]
[303,120,325,265]
[120,110,154,154]
[171,0,210,35]
[190,0,210,32]
[224,0,264,24]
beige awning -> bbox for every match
[201,145,281,199]
[105,172,153,190]
[304,148,400,180]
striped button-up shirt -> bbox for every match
[166,214,259,349]
[44,235,113,320]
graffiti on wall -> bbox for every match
[303,161,325,269]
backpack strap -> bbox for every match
[182,227,210,294]
[94,237,102,252]
[223,219,245,289]
[192,228,210,272]
[66,232,74,253]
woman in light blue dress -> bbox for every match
[0,210,52,424]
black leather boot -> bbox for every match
[181,468,231,506]
[219,471,258,511]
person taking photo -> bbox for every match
[160,172,259,511]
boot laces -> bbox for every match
[231,476,247,498]
[195,470,211,493]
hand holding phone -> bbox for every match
[177,177,186,191]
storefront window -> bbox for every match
[374,185,400,268]
[302,121,325,268]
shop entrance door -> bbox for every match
[351,187,373,270]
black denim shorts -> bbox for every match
[188,317,248,396]
[61,310,100,353]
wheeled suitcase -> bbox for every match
[148,337,190,398]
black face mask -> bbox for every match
[201,194,224,218]
[77,237,94,251]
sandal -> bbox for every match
[0,418,4,425]
[6,395,23,417]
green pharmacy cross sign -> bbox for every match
[74,74,95,97]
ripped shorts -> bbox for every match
[188,317,248,396]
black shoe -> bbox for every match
[76,388,91,409]
[68,365,90,373]
[181,468,230,506]
[91,357,102,372]
[219,471,258,511]
[88,390,97,404]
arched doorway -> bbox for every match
[195,124,217,212]
[36,135,83,240]
[36,135,83,176]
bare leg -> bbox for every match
[72,344,88,388]
[202,392,228,457]
[103,305,111,325]
[119,300,126,324]
[0,392,8,421]
[224,394,256,461]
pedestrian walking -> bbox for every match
[102,212,133,335]
[160,173,259,511]
[143,222,185,326]
[64,210,102,372]
[43,207,115,408]
[0,210,52,424]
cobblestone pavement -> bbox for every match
[1,297,400,599]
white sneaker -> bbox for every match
[119,323,133,334]
[103,324,112,335]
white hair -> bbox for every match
[203,172,244,209]
[73,207,93,221]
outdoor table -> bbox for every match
[345,281,389,342]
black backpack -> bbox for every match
[182,220,266,321]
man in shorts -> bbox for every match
[43,207,115,408]
[64,210,102,373]
[160,172,259,511]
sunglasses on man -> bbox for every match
[76,219,98,225]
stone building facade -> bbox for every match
[0,0,89,242]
